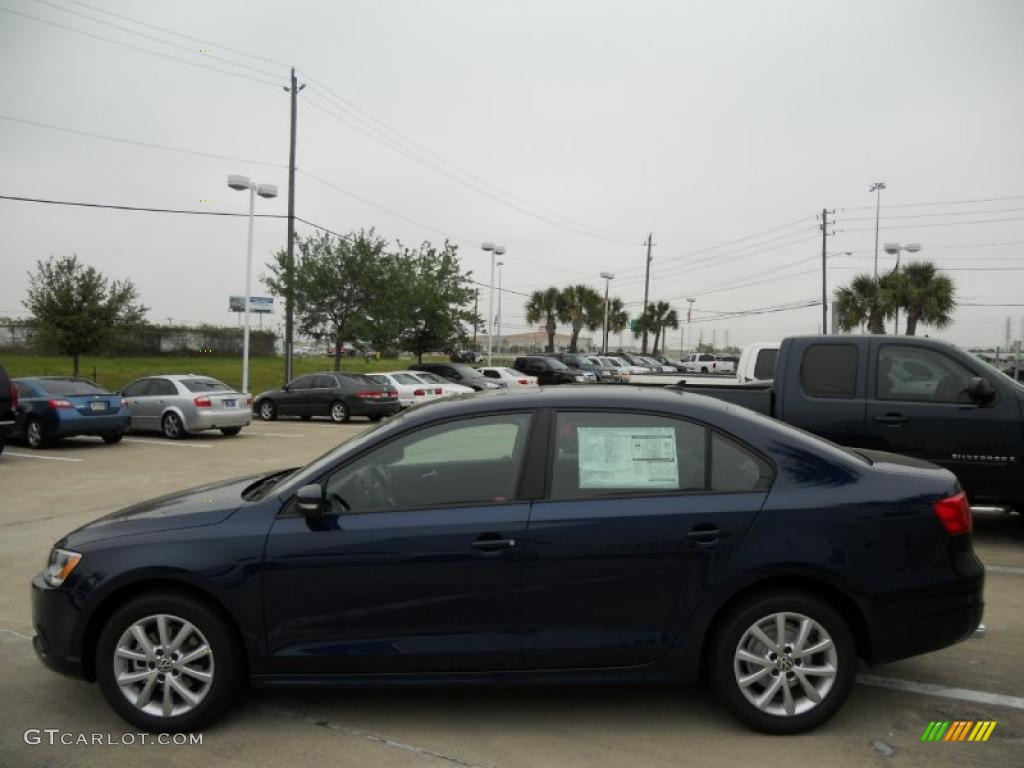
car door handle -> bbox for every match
[471,535,516,552]
[687,525,726,544]
[873,413,909,426]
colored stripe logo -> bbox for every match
[921,721,996,742]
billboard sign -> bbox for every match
[229,296,274,314]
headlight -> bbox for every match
[44,548,82,587]
[574,375,586,382]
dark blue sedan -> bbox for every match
[13,377,129,448]
[31,387,983,734]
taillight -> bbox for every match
[388,389,398,398]
[518,379,528,385]
[245,395,253,406]
[47,399,73,409]
[434,388,443,395]
[413,389,426,396]
[933,492,972,535]
[357,391,381,399]
[194,396,213,408]
[9,383,17,412]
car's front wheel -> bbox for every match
[258,400,276,421]
[95,592,242,733]
[708,592,855,734]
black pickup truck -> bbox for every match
[671,335,1024,511]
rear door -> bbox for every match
[776,341,868,446]
[521,409,769,669]
[865,340,1022,505]
[312,374,340,415]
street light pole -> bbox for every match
[496,260,504,356]
[228,175,278,394]
[481,242,504,366]
[600,271,615,355]
[686,298,695,353]
[870,181,886,278]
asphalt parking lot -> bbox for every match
[1,418,1022,767]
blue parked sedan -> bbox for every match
[13,377,129,448]
[31,387,983,734]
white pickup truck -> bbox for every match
[629,342,779,386]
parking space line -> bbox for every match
[985,564,1024,576]
[250,432,305,438]
[3,451,84,462]
[857,674,1024,710]
[122,438,211,449]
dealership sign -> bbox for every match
[229,295,274,314]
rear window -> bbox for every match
[753,349,778,380]
[800,344,859,399]
[36,378,105,395]
[181,379,232,393]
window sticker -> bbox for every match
[577,426,678,489]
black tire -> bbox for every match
[329,400,350,423]
[0,437,4,455]
[161,412,187,440]
[701,366,709,373]
[368,414,384,422]
[707,591,856,734]
[102,429,125,444]
[220,427,242,436]
[257,399,277,421]
[95,591,243,733]
[26,416,48,449]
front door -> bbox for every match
[865,340,1022,506]
[263,412,535,674]
[521,410,769,669]
[278,375,314,417]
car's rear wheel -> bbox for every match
[219,427,242,436]
[701,366,709,373]
[161,412,187,440]
[708,592,855,734]
[369,414,384,422]
[329,400,350,423]
[258,400,276,421]
[26,417,47,449]
[102,429,125,444]
[95,592,242,733]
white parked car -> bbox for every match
[478,366,538,388]
[610,356,650,375]
[638,356,675,373]
[404,370,475,396]
[366,372,444,409]
[595,356,631,381]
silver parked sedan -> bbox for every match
[119,375,252,439]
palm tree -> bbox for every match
[642,301,679,355]
[524,286,563,352]
[558,284,603,352]
[887,261,956,336]
[834,274,887,334]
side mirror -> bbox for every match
[282,385,291,392]
[966,377,996,405]
[295,483,325,522]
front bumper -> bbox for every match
[187,408,253,431]
[31,572,85,679]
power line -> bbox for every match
[29,0,284,79]
[0,6,280,87]
[0,193,285,218]
[838,206,1024,222]
[0,114,285,168]
[841,215,1024,231]
[841,194,1024,210]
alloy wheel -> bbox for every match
[330,402,348,422]
[113,613,215,719]
[162,414,182,439]
[27,419,44,448]
[733,611,837,717]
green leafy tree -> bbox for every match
[264,230,388,372]
[524,286,563,352]
[886,261,956,336]
[23,255,147,376]
[394,241,479,363]
[558,284,604,352]
[602,297,630,350]
[834,274,888,334]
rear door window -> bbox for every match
[710,433,773,492]
[550,412,707,499]
[799,344,859,399]
[753,349,778,380]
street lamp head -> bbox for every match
[496,260,504,267]
[884,243,900,255]
[905,243,922,253]
[227,174,252,191]
[481,242,495,252]
[256,183,278,199]
[600,271,615,280]
[686,297,695,303]
[493,245,506,256]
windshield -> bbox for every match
[36,378,106,395]
[182,379,232,393]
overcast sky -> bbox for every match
[1,0,1022,351]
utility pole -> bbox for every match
[641,233,653,353]
[283,68,305,384]
[820,208,834,334]
[870,182,886,278]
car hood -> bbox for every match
[58,474,260,549]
